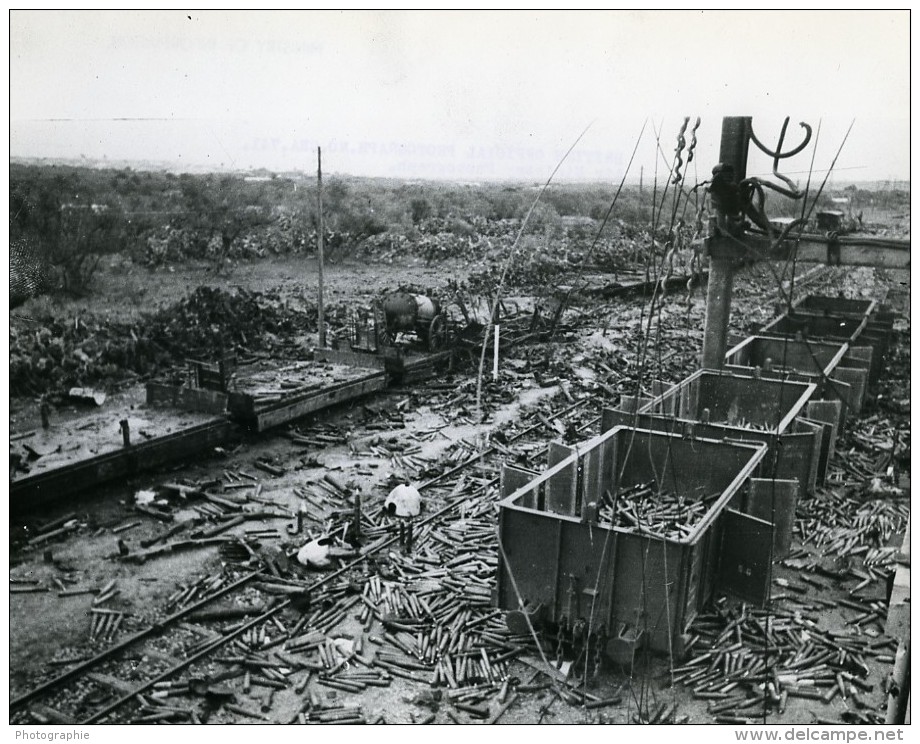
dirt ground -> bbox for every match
[16,253,470,323]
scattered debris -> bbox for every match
[385,484,422,517]
[67,388,106,406]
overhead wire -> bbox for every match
[472,122,594,440]
[608,117,699,721]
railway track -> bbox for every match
[10,261,848,725]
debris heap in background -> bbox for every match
[10,288,348,398]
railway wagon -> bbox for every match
[604,370,831,496]
[724,335,870,422]
[496,426,770,661]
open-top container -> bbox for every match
[761,312,887,383]
[794,295,876,318]
[496,426,769,659]
[724,335,868,420]
[605,369,830,492]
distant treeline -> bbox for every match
[11,162,897,293]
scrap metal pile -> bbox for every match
[597,482,715,540]
[8,257,910,726]
[10,287,336,397]
[672,601,896,724]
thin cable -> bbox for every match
[496,533,565,685]
[784,119,823,310]
[545,119,648,348]
[801,120,856,226]
[474,122,594,438]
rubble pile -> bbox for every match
[10,288,345,398]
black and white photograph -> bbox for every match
[7,9,911,736]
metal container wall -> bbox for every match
[762,307,892,384]
[604,370,824,491]
[496,427,767,655]
[795,295,876,318]
[724,335,868,420]
[762,313,867,344]
[725,335,848,378]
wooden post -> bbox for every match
[493,324,500,379]
[702,255,735,369]
[317,147,326,348]
[701,117,750,370]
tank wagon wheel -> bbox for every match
[427,314,448,351]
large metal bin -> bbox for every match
[761,312,887,383]
[762,312,867,344]
[725,334,847,377]
[725,335,868,419]
[792,294,896,356]
[794,295,876,318]
[604,370,828,492]
[496,427,769,659]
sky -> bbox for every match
[8,10,912,184]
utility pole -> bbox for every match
[316,146,326,348]
[701,117,751,369]
[701,116,910,371]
